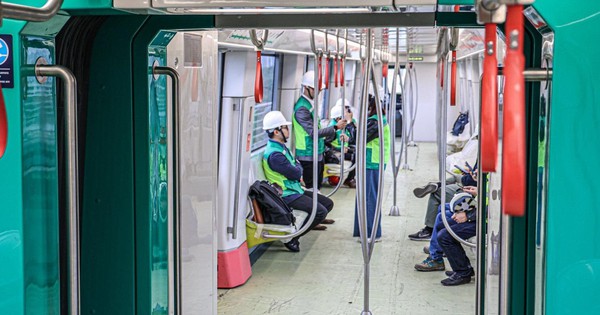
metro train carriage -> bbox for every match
[0,1,598,314]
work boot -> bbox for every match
[283,238,300,252]
[414,257,445,272]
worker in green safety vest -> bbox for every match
[293,70,348,191]
[262,111,334,252]
[327,101,357,188]
[353,86,391,241]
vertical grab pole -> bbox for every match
[367,61,385,257]
[153,66,182,315]
[389,27,402,216]
[35,64,80,315]
[400,62,411,170]
[356,28,373,315]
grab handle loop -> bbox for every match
[481,23,499,172]
[254,51,263,103]
[0,84,7,159]
[250,30,268,104]
[501,4,526,217]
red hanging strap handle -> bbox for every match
[450,50,457,106]
[481,23,499,173]
[254,51,264,103]
[382,62,388,78]
[0,84,7,159]
[333,57,338,88]
[318,55,323,91]
[340,58,345,85]
[502,5,526,217]
[324,56,330,89]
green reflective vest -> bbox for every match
[366,115,391,170]
[292,96,325,158]
[328,119,351,150]
[262,140,304,197]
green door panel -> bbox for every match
[0,20,26,315]
[80,15,148,315]
[20,32,59,315]
[532,2,600,314]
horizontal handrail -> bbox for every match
[3,0,63,22]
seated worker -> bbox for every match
[413,185,478,286]
[325,103,355,188]
[408,163,478,241]
[262,111,334,252]
[353,87,390,241]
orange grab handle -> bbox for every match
[255,51,263,103]
[502,5,526,217]
[0,84,7,159]
[450,50,457,106]
[325,57,330,89]
[382,62,388,78]
[481,23,498,173]
[333,58,338,88]
[340,59,345,85]
[318,55,323,91]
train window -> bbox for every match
[250,102,271,151]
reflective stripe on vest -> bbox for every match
[366,115,391,170]
[262,140,304,197]
[292,97,325,157]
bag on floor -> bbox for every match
[248,180,295,226]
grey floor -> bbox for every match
[218,142,476,314]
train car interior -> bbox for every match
[0,1,598,315]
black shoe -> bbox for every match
[413,182,439,198]
[284,238,300,252]
[409,227,432,241]
[441,273,472,286]
[446,268,475,277]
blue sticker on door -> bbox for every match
[0,35,14,88]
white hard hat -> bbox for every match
[301,71,325,90]
[335,98,351,107]
[263,111,292,130]
[330,105,343,119]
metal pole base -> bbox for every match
[389,205,401,216]
[401,163,412,170]
[361,311,373,315]
[408,141,418,147]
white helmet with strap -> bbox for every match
[263,111,291,130]
[330,105,343,119]
[301,70,325,90]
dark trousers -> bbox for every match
[300,160,325,190]
[438,220,477,277]
[344,151,356,181]
[287,191,334,238]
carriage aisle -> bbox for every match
[217,142,476,314]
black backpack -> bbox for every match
[451,112,469,136]
[248,180,295,226]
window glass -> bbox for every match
[251,55,278,152]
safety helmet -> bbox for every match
[263,111,292,130]
[301,71,325,90]
[330,105,343,119]
[335,98,351,108]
